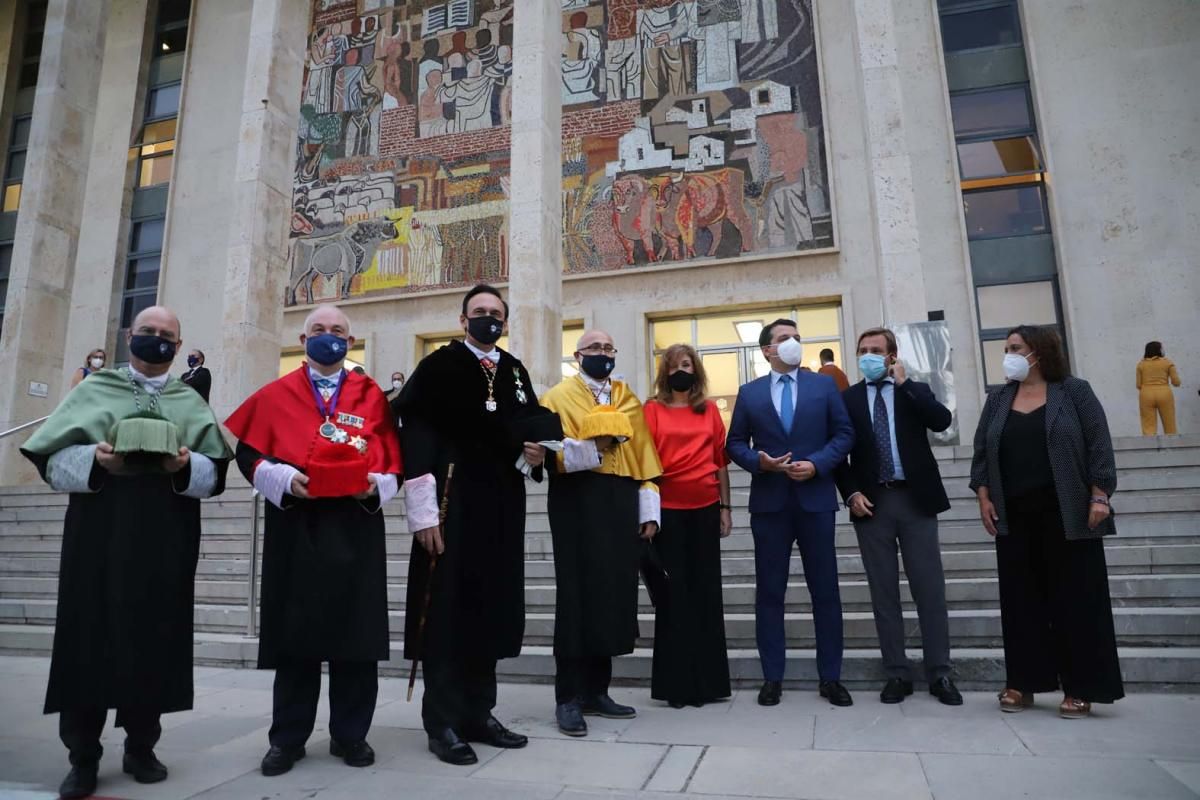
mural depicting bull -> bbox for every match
[653,168,755,261]
[610,174,659,265]
[287,217,398,305]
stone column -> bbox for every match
[851,0,928,324]
[60,0,151,390]
[506,0,563,392]
[211,0,307,421]
[0,0,111,484]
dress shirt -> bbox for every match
[769,367,800,418]
[580,372,612,405]
[867,378,906,481]
[464,339,501,363]
[127,364,170,394]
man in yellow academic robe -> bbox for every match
[540,330,663,738]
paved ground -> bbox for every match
[0,656,1198,799]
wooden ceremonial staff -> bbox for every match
[407,462,454,702]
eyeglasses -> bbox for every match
[579,344,618,355]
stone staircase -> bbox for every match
[1,435,1197,691]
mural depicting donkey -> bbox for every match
[287,217,398,305]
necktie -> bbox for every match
[480,357,497,373]
[779,374,793,435]
[871,382,895,481]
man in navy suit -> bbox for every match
[726,319,856,706]
[834,328,962,706]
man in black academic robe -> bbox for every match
[397,284,546,765]
[20,306,232,800]
[224,304,403,777]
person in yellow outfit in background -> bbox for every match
[1137,341,1181,435]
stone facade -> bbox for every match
[0,0,1196,483]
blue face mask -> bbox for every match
[306,333,349,366]
[858,353,889,382]
[581,354,615,380]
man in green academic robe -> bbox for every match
[20,306,232,800]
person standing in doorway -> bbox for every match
[726,319,856,707]
[1136,341,1181,435]
[834,327,961,706]
[818,348,850,392]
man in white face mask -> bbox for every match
[726,319,856,708]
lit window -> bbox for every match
[2,184,20,212]
[137,152,174,187]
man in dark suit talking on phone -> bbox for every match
[834,327,962,706]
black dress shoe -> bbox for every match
[122,751,168,784]
[427,729,478,766]
[261,744,306,776]
[556,700,588,737]
[58,764,98,799]
[929,677,964,706]
[880,678,915,704]
[581,694,637,719]
[757,680,782,706]
[330,739,375,767]
[819,680,854,707]
[462,716,529,749]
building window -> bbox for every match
[649,304,843,427]
[950,85,1033,140]
[962,184,1049,239]
[17,1,47,89]
[0,243,11,332]
[939,1,1021,53]
[3,114,33,214]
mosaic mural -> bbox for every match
[289,0,515,305]
[287,0,831,305]
[560,0,832,273]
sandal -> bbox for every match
[1059,696,1091,719]
[998,688,1034,712]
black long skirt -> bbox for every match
[996,489,1124,703]
[651,504,731,706]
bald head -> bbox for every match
[576,329,614,352]
[127,305,182,377]
[303,304,351,337]
[132,305,181,339]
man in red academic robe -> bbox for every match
[225,304,402,777]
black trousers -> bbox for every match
[268,660,379,749]
[60,707,162,766]
[554,655,612,704]
[421,656,498,736]
[996,490,1124,703]
[651,504,731,705]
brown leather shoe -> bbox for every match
[1059,696,1091,719]
[998,688,1034,712]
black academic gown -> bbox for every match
[397,341,541,662]
[235,443,390,668]
[23,457,229,714]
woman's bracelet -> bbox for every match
[1090,496,1110,506]
[719,503,732,510]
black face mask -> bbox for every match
[129,334,177,364]
[581,354,615,380]
[467,315,504,346]
[667,370,696,392]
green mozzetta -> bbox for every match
[21,368,232,461]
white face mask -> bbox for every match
[775,337,803,367]
[391,380,403,390]
[89,358,104,370]
[1003,352,1033,382]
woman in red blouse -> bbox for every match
[644,344,732,708]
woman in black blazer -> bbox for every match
[970,325,1123,719]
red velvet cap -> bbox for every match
[306,440,370,498]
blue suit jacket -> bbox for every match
[726,370,856,514]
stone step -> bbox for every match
[4,573,1197,613]
[5,599,1195,648]
[4,542,1200,581]
[0,623,1195,691]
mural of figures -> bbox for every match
[561,0,833,273]
[287,0,515,306]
